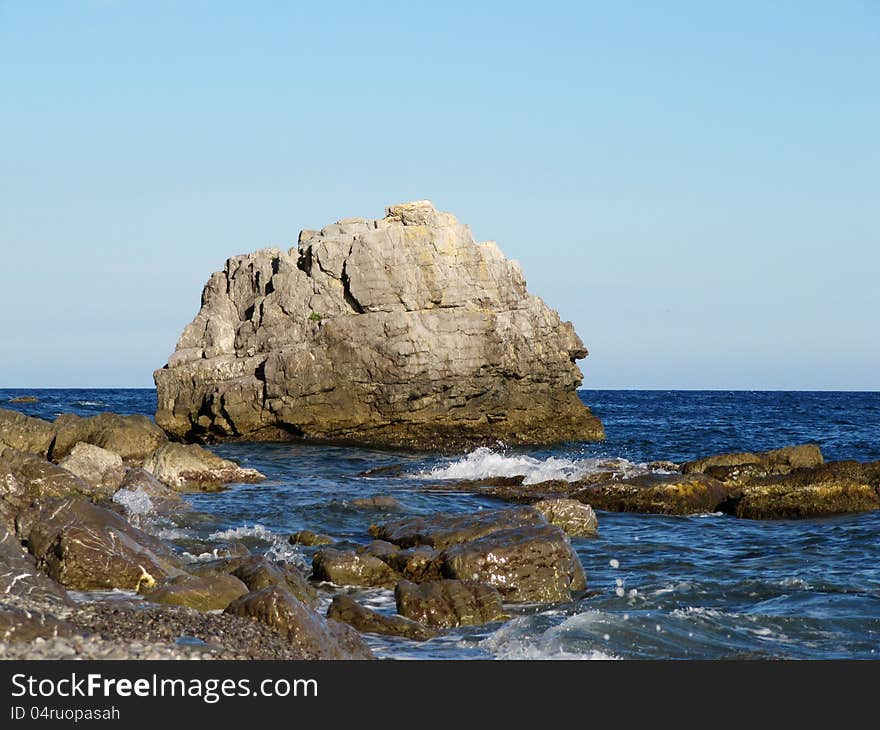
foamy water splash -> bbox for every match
[417,447,647,485]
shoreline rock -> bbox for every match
[154,200,604,450]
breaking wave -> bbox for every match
[416,447,646,485]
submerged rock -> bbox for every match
[394,579,507,628]
[311,547,400,588]
[439,524,587,603]
[154,201,603,450]
[51,412,168,462]
[142,442,265,491]
[141,573,249,611]
[0,409,56,458]
[350,494,403,511]
[224,586,373,659]
[288,529,334,546]
[327,594,437,640]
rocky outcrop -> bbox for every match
[327,594,437,640]
[154,201,603,450]
[394,579,507,628]
[142,442,265,491]
[0,409,55,457]
[224,586,374,659]
[51,413,169,462]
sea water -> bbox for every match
[4,388,879,659]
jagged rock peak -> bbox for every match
[154,201,603,449]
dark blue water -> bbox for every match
[4,388,879,659]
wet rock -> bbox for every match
[350,494,403,511]
[721,461,880,519]
[112,467,186,518]
[0,408,55,457]
[141,573,249,611]
[0,449,103,513]
[288,529,334,546]
[0,604,75,642]
[394,579,507,628]
[224,586,373,659]
[58,442,126,495]
[0,528,72,608]
[439,524,587,603]
[142,442,265,491]
[681,444,823,476]
[311,547,400,588]
[26,498,184,591]
[154,201,604,450]
[327,594,437,640]
[370,505,546,549]
[384,545,443,583]
[532,498,598,537]
[230,556,318,607]
[51,412,168,462]
[356,539,400,562]
[573,473,730,515]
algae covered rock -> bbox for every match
[311,547,400,589]
[154,201,603,449]
[572,473,730,515]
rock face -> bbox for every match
[154,201,603,450]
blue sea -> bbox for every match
[3,388,879,660]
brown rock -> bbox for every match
[327,594,437,640]
[312,548,400,588]
[0,409,55,457]
[0,605,75,642]
[289,529,334,546]
[57,442,126,496]
[142,442,265,491]
[573,473,730,515]
[51,412,168,462]
[224,586,373,659]
[141,573,249,611]
[350,494,403,510]
[532,498,598,536]
[682,444,823,476]
[394,579,507,628]
[439,524,587,603]
[230,556,318,607]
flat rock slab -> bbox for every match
[327,594,437,640]
[572,473,730,515]
[394,579,507,628]
[682,444,823,476]
[439,524,587,603]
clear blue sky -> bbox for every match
[1,1,877,389]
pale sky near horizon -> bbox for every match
[1,1,878,390]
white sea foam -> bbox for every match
[112,486,154,517]
[416,447,647,485]
[208,524,278,542]
[481,614,621,660]
[207,524,308,570]
[74,400,107,407]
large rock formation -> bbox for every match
[154,201,603,449]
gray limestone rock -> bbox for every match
[154,201,603,449]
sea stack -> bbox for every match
[154,201,604,449]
